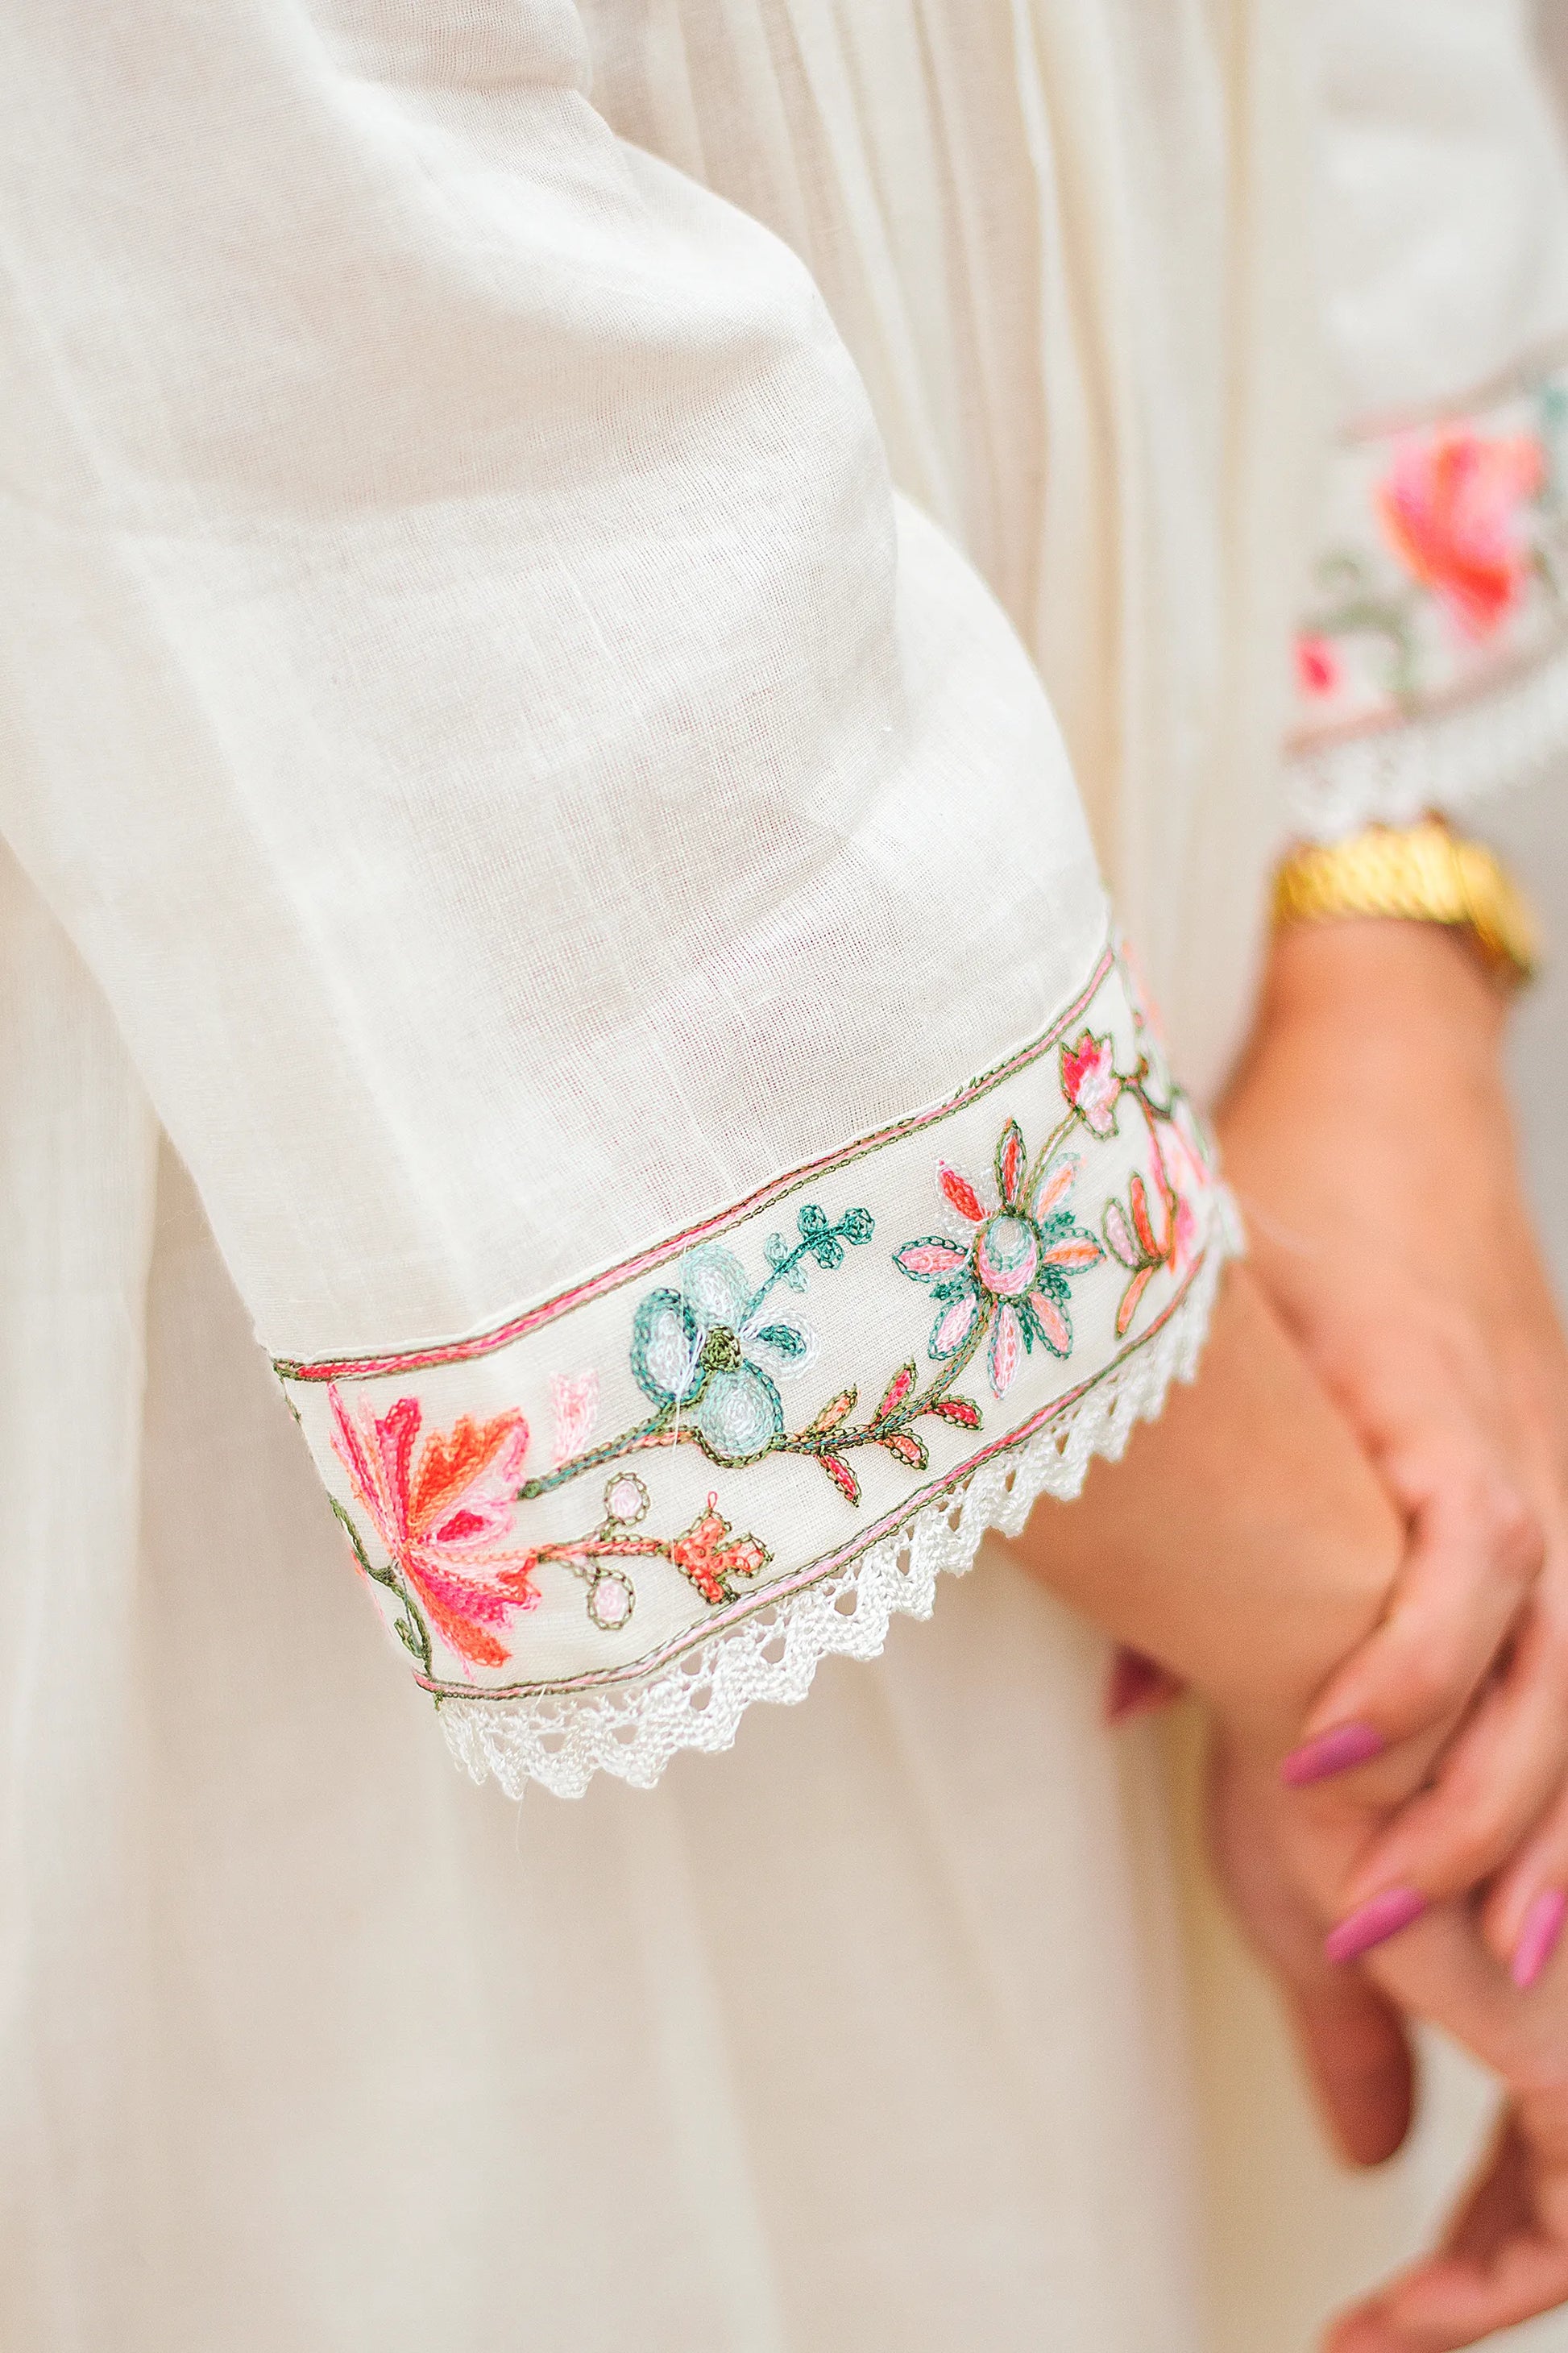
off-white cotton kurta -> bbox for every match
[5,3,1568,2349]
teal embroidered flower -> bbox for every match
[629,1208,873,1467]
[894,1120,1103,1398]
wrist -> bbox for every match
[1260,917,1508,1065]
[1013,1267,1403,1757]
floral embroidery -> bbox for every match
[328,1387,537,1673]
[519,1200,985,1516]
[550,1370,599,1465]
[894,1121,1103,1398]
[1291,357,1568,753]
[1295,633,1341,699]
[1105,1114,1202,1338]
[521,1472,772,1627]
[280,940,1235,1730]
[1377,428,1545,641]
[517,1206,873,1500]
[1060,1029,1122,1137]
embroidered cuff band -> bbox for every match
[273,936,1240,1798]
[1289,344,1568,838]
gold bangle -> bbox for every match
[1271,817,1541,988]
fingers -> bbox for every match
[1327,2102,1568,2352]
[1204,1730,1414,2166]
[1483,1773,1568,1990]
[1284,1438,1542,1798]
[1325,1576,1568,1944]
[1282,1964,1414,2169]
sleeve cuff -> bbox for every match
[1288,344,1568,841]
[273,933,1240,1798]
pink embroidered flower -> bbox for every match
[1294,633,1341,698]
[1377,427,1545,641]
[1060,1031,1122,1138]
[329,1384,537,1670]
[1102,1108,1207,1338]
[894,1121,1103,1399]
[551,1369,599,1466]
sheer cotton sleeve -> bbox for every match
[0,0,1237,1794]
[1288,0,1568,840]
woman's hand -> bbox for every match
[1011,1243,1568,2340]
[1220,916,1568,1981]
[1211,1723,1568,2351]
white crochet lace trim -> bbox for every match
[438,1202,1239,1799]
[1288,637,1568,843]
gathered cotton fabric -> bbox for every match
[4,3,1568,2349]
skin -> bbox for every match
[1006,1044,1568,2343]
[1221,919,1568,1983]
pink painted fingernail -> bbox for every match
[1511,1890,1568,1991]
[1105,1646,1184,1725]
[1325,1887,1427,1966]
[1280,1721,1385,1788]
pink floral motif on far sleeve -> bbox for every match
[1294,633,1341,698]
[1377,427,1545,642]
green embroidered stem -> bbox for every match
[331,1496,434,1681]
[1305,592,1419,704]
[516,1206,873,1504]
[1020,1107,1081,1213]
[516,1406,675,1503]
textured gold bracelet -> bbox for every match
[1271,817,1541,987]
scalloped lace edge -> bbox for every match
[438,1196,1242,1800]
[1288,635,1568,843]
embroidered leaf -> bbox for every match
[1039,1230,1103,1273]
[988,1302,1023,1397]
[392,1615,424,1658]
[874,1362,917,1424]
[1029,1290,1072,1356]
[927,1395,982,1431]
[809,1234,845,1270]
[881,1430,928,1471]
[1116,1264,1156,1338]
[937,1161,987,1223]
[819,1452,861,1506]
[995,1119,1027,1210]
[764,1230,792,1268]
[1104,1197,1142,1269]
[1129,1172,1163,1260]
[1031,1154,1080,1220]
[840,1206,876,1243]
[931,1288,981,1359]
[809,1387,857,1434]
[754,1322,808,1359]
[798,1202,830,1239]
[895,1238,969,1282]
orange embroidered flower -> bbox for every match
[1102,1110,1205,1338]
[667,1494,771,1607]
[1377,427,1545,641]
[329,1385,537,1669]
